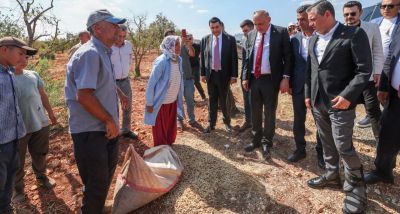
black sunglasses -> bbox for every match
[380,4,398,9]
[344,12,357,17]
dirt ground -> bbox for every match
[13,53,400,214]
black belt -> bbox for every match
[211,69,221,72]
[116,77,128,82]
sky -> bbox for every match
[0,0,379,39]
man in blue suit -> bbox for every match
[287,4,325,169]
[357,0,400,127]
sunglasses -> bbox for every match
[344,12,357,17]
[380,4,398,10]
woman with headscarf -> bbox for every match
[144,35,185,146]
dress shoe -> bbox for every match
[238,121,251,133]
[122,131,138,140]
[203,126,215,133]
[356,116,371,128]
[307,175,341,189]
[244,141,260,152]
[225,124,233,133]
[261,144,270,159]
[37,176,56,189]
[364,170,394,185]
[189,121,203,130]
[287,150,306,162]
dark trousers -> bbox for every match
[193,66,206,99]
[312,96,362,180]
[0,141,19,213]
[242,84,252,123]
[72,132,119,214]
[361,81,382,141]
[250,75,279,144]
[15,126,49,193]
[374,87,400,176]
[292,92,323,154]
[207,71,230,126]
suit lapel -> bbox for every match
[248,30,258,60]
[221,33,227,65]
[319,23,344,65]
[309,34,318,63]
[269,25,277,64]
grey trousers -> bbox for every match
[15,126,49,193]
[116,78,132,133]
[312,102,362,179]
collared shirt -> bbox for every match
[380,17,398,59]
[69,43,82,59]
[211,33,222,70]
[65,36,119,134]
[315,21,340,64]
[180,46,193,79]
[392,56,400,91]
[111,40,133,80]
[252,25,272,74]
[300,32,312,61]
[0,64,26,144]
[14,70,49,134]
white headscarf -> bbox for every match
[160,35,180,61]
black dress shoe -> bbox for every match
[364,170,394,185]
[288,150,306,162]
[261,144,270,159]
[122,131,138,140]
[307,175,341,189]
[225,124,233,133]
[203,126,215,133]
[244,142,260,152]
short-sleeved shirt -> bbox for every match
[0,64,26,144]
[65,36,119,134]
[111,40,133,80]
[180,46,193,80]
[14,70,49,134]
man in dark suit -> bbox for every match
[364,24,400,185]
[200,17,238,133]
[288,4,325,169]
[304,1,372,213]
[242,10,292,158]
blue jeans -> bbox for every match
[0,141,19,213]
[178,79,195,123]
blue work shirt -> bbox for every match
[144,54,184,126]
[0,64,26,144]
[65,36,119,134]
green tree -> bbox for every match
[0,10,24,38]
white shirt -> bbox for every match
[163,62,181,104]
[380,17,398,60]
[111,40,133,80]
[211,33,222,70]
[392,57,400,91]
[300,33,312,61]
[315,22,340,64]
[252,26,272,74]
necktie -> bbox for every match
[213,37,221,71]
[255,33,265,79]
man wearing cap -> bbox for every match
[0,36,36,214]
[69,31,91,59]
[111,25,139,140]
[65,9,126,213]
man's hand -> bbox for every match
[331,96,351,110]
[305,98,312,109]
[377,91,388,105]
[373,74,381,88]
[49,114,58,125]
[105,120,119,139]
[119,94,129,110]
[201,76,207,83]
[146,105,154,113]
[230,78,237,85]
[280,78,290,94]
[242,80,249,91]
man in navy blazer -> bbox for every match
[365,24,400,185]
[287,4,325,169]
